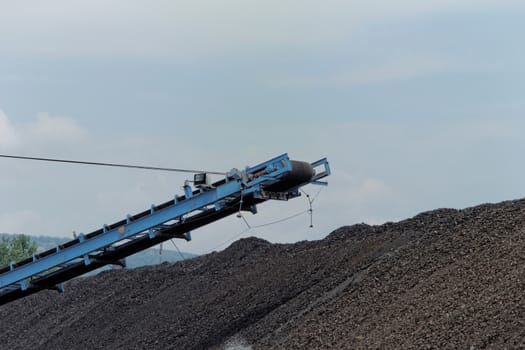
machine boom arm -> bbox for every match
[0,154,330,305]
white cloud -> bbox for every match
[0,111,18,149]
[20,113,87,147]
[327,171,394,225]
[352,178,390,202]
[0,111,87,151]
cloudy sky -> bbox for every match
[1,1,524,254]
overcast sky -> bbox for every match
[1,1,524,254]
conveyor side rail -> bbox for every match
[0,154,330,305]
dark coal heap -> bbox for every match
[2,199,525,349]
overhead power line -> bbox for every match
[0,154,225,175]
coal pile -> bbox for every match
[2,199,525,349]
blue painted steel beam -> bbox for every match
[0,154,293,289]
[0,154,330,304]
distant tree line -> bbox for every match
[0,234,37,268]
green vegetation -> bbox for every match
[0,233,197,274]
[0,234,38,268]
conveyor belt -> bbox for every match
[0,154,330,305]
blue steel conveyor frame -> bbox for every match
[0,154,330,306]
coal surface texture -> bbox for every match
[2,198,525,349]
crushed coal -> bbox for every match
[2,199,525,349]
